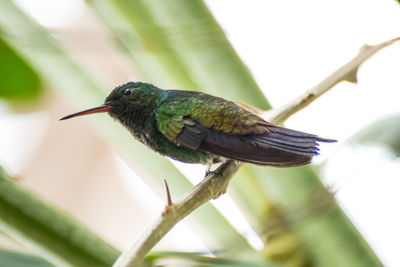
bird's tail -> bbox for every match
[253,125,336,156]
[200,124,336,167]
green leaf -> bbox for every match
[0,166,120,266]
[0,249,53,267]
[349,114,400,155]
[251,165,383,267]
[88,0,270,109]
[0,39,41,100]
[145,251,270,267]
[87,0,198,90]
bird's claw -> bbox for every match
[205,170,221,178]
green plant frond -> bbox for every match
[0,39,41,101]
[0,249,53,267]
[144,251,272,267]
[348,114,400,156]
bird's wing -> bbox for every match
[155,97,335,166]
[155,91,269,137]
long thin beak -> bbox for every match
[60,102,112,120]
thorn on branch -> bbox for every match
[300,92,315,105]
[163,179,173,208]
[343,68,359,84]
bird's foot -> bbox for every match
[204,158,226,178]
[205,169,221,178]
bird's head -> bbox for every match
[60,81,160,121]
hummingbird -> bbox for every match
[60,82,336,172]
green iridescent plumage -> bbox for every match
[155,89,266,140]
[61,81,336,167]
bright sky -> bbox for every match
[2,0,400,266]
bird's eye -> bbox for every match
[123,89,132,96]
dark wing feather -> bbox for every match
[174,123,206,150]
[175,121,335,167]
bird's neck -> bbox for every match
[108,87,163,139]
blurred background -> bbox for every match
[0,0,399,266]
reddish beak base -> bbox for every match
[60,102,112,120]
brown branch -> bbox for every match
[113,161,240,267]
[112,37,399,267]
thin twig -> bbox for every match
[113,37,399,267]
[264,37,400,125]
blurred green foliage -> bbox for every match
[350,114,400,156]
[0,39,41,100]
[144,251,271,267]
[0,166,120,267]
[0,249,53,267]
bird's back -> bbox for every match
[154,89,335,166]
